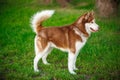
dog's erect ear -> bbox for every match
[76,12,90,24]
[75,11,94,24]
[84,12,90,20]
[76,15,84,24]
[84,11,94,20]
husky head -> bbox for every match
[75,11,99,36]
[84,11,99,33]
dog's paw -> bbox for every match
[70,71,76,75]
[44,62,51,65]
[34,69,39,72]
[74,67,78,70]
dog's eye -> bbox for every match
[91,22,93,23]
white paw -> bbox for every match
[44,62,50,65]
[74,67,78,70]
[70,71,76,75]
[34,69,39,72]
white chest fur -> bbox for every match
[68,34,88,74]
[74,28,89,54]
[75,36,87,55]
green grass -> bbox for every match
[0,0,120,80]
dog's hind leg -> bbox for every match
[34,47,51,72]
[34,36,49,72]
[42,47,53,65]
[34,53,44,72]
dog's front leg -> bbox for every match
[68,52,76,74]
[73,52,79,70]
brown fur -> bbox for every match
[36,12,94,53]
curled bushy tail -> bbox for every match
[31,10,55,33]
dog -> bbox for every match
[31,10,99,74]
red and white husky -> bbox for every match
[31,10,99,74]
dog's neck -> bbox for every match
[72,24,90,37]
[73,27,90,38]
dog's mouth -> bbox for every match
[90,28,99,32]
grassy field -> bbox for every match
[0,0,120,80]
